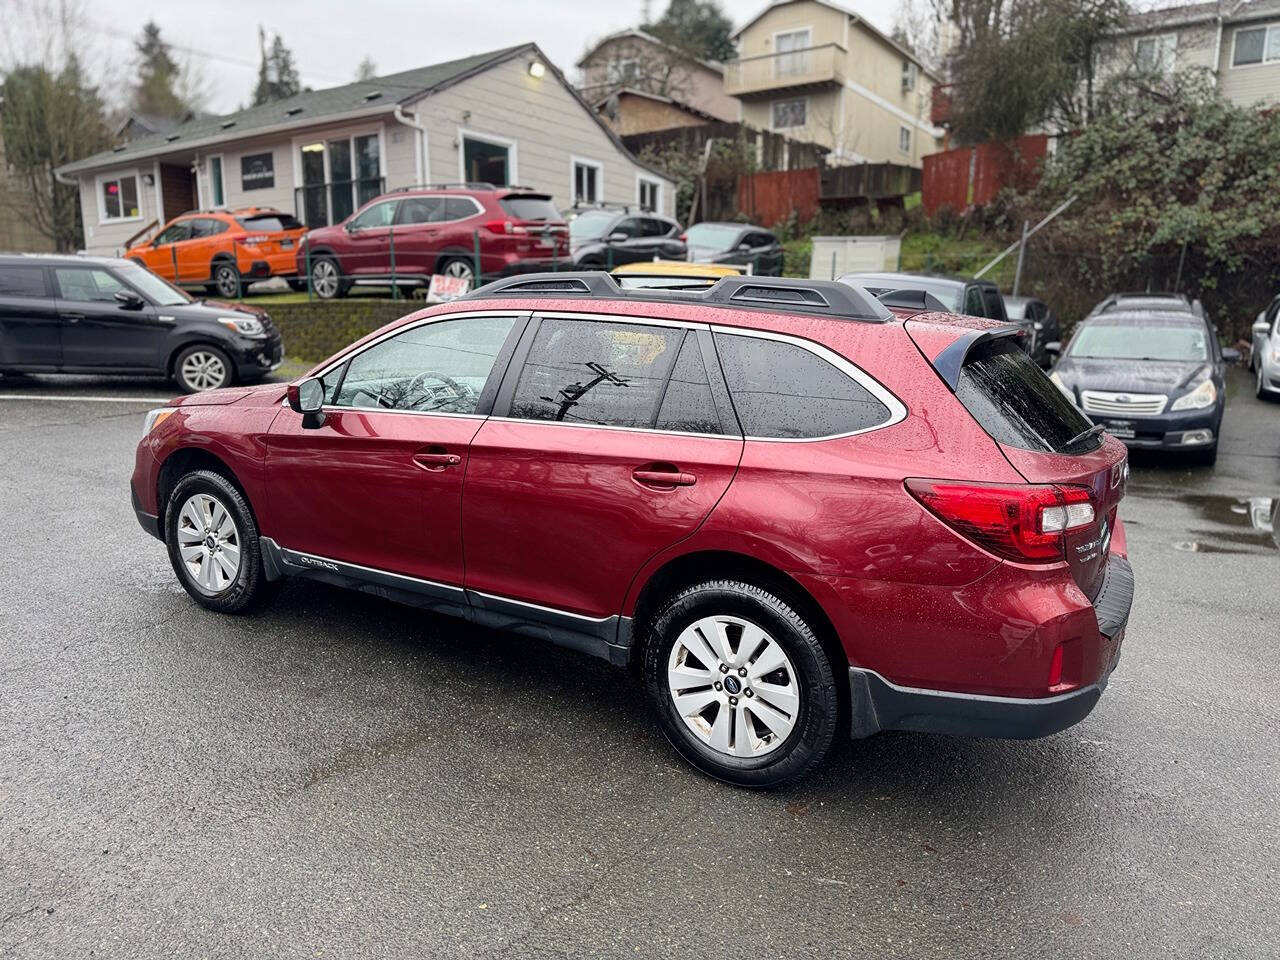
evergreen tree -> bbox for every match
[132,21,186,119]
[252,28,302,105]
[645,0,736,62]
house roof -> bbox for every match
[591,87,721,124]
[576,28,726,74]
[732,0,941,80]
[1124,0,1280,33]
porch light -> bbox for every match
[528,60,545,78]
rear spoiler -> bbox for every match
[924,324,1027,392]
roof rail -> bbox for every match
[389,182,501,192]
[463,272,893,322]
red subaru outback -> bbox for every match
[131,274,1132,787]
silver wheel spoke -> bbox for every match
[748,641,787,679]
[707,704,731,752]
[704,619,734,664]
[745,697,792,739]
[176,525,202,544]
[733,705,756,757]
[219,543,240,567]
[736,624,767,666]
[672,688,718,716]
[179,544,204,562]
[753,681,798,717]
[214,552,238,581]
[676,624,721,672]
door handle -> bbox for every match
[63,313,85,324]
[414,452,462,471]
[633,468,697,488]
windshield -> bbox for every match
[1068,323,1208,362]
[117,263,193,306]
[568,210,617,241]
[685,224,742,251]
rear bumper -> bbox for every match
[848,554,1133,740]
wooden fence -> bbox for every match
[922,135,1049,215]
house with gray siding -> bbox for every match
[57,43,675,257]
[1103,0,1280,107]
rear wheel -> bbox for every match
[438,256,476,287]
[165,470,274,614]
[642,580,839,788]
[210,261,241,299]
[174,344,233,393]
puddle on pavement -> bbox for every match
[1170,494,1279,554]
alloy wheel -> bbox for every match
[312,259,339,298]
[215,265,240,298]
[175,493,241,595]
[180,351,227,391]
[667,615,800,758]
[442,259,475,283]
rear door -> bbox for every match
[462,313,743,619]
[52,265,167,370]
[0,263,60,368]
[142,221,191,282]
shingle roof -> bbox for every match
[59,44,534,176]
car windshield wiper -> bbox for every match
[1064,424,1106,448]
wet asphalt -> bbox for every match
[1,366,1277,960]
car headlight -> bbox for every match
[1171,379,1216,411]
[1271,343,1280,364]
[218,315,265,337]
[142,407,175,437]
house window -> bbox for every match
[901,61,917,92]
[606,58,640,84]
[772,97,807,129]
[774,28,812,77]
[99,173,140,222]
[1232,24,1280,65]
[573,159,602,204]
[461,133,513,187]
[637,176,660,212]
[297,134,382,228]
[1135,33,1177,73]
[898,126,912,154]
[209,156,225,207]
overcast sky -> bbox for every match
[65,0,904,113]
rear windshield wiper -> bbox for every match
[1064,423,1106,449]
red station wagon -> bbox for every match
[131,274,1133,786]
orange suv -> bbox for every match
[128,208,307,298]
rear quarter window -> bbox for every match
[957,339,1098,453]
[499,196,561,221]
[237,214,303,232]
[0,265,48,297]
[715,333,892,439]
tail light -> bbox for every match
[905,480,1095,563]
[483,218,531,235]
[236,234,269,245]
[679,232,687,242]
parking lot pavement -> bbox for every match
[1,366,1277,960]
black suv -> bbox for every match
[566,205,685,268]
[0,254,282,393]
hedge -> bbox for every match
[250,300,419,363]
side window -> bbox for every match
[349,200,397,231]
[963,285,985,318]
[654,334,722,435]
[715,333,891,439]
[639,218,668,238]
[54,268,128,303]
[612,218,643,240]
[747,232,774,248]
[396,197,444,225]
[332,315,516,413]
[508,318,682,429]
[154,222,191,245]
[0,265,48,297]
[981,286,1006,322]
[443,197,480,221]
[189,218,227,238]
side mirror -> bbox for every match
[114,289,145,310]
[287,377,327,427]
[345,220,357,233]
[608,231,628,243]
[1045,341,1062,356]
[1222,347,1242,364]
[1254,320,1270,335]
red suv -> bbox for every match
[131,274,1133,786]
[296,184,569,298]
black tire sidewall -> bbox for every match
[164,470,269,614]
[214,263,240,298]
[174,344,233,393]
[642,581,839,788]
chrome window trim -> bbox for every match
[393,194,485,227]
[485,415,735,442]
[710,324,908,442]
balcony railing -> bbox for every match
[723,43,846,98]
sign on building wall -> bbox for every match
[241,153,275,191]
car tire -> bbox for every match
[165,469,274,614]
[438,256,476,288]
[210,261,242,299]
[641,580,840,788]
[173,344,234,393]
[309,256,347,299]
[1257,362,1275,401]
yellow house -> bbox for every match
[726,0,944,167]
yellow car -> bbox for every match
[611,260,746,289]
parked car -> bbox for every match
[128,207,307,298]
[1249,295,1280,400]
[0,254,282,393]
[298,184,570,299]
[684,222,784,276]
[131,272,1132,787]
[566,205,685,268]
[1003,295,1060,367]
[1088,292,1204,320]
[611,260,745,289]
[1048,309,1227,464]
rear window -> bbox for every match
[236,214,303,232]
[499,196,561,222]
[957,339,1098,453]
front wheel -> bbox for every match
[309,256,346,299]
[165,470,274,614]
[642,580,839,788]
[1257,362,1275,401]
[174,344,233,393]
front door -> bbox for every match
[462,314,743,619]
[52,265,167,370]
[343,198,398,277]
[265,312,525,588]
[0,263,60,368]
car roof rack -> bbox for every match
[388,182,539,193]
[870,288,954,313]
[463,272,893,322]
